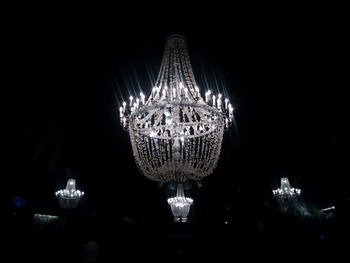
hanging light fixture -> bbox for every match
[119,34,234,182]
[167,184,193,222]
[55,179,84,209]
[272,177,301,198]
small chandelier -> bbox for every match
[167,184,193,222]
[273,177,301,199]
[55,179,84,209]
[119,34,234,182]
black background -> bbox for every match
[2,10,344,261]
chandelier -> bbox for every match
[167,184,193,222]
[119,34,234,182]
[55,179,84,209]
[272,177,301,199]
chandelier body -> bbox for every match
[55,179,84,209]
[272,177,301,199]
[120,35,234,182]
[272,177,308,216]
[167,184,193,222]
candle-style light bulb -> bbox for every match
[140,92,145,104]
[122,101,126,112]
[225,98,229,110]
[217,94,222,109]
[229,103,234,117]
[184,88,188,98]
[195,86,200,98]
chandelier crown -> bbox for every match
[119,35,234,182]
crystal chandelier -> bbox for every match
[55,179,84,209]
[167,184,193,222]
[272,177,301,199]
[119,34,234,182]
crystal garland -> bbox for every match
[273,177,301,198]
[119,34,234,182]
[55,179,84,209]
[167,184,193,222]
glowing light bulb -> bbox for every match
[184,88,188,98]
[140,92,145,104]
[122,101,126,112]
[217,94,222,109]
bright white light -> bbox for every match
[184,88,188,98]
[195,86,199,95]
[320,206,335,212]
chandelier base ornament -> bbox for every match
[119,34,234,183]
